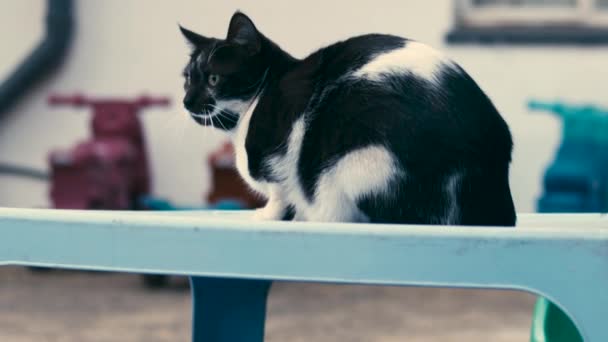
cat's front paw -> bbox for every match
[252,204,284,221]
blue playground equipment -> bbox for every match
[528,100,608,342]
[530,100,608,213]
[139,196,247,211]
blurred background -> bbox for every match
[1,0,606,341]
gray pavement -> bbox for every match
[0,267,535,341]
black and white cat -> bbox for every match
[180,12,516,226]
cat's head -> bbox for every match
[180,12,268,130]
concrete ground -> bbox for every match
[0,267,536,341]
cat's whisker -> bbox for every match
[188,109,230,129]
[190,111,213,120]
[216,114,229,131]
[207,104,238,121]
[217,112,237,123]
[239,78,264,92]
[214,115,228,131]
[189,111,205,118]
[239,68,270,93]
[206,107,220,129]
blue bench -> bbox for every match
[0,208,606,341]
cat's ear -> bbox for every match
[179,25,212,48]
[226,12,261,55]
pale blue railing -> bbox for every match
[0,208,606,341]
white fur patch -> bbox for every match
[306,145,402,222]
[233,95,268,195]
[352,41,452,83]
[265,118,309,218]
[216,99,248,114]
[330,146,400,200]
[257,124,402,222]
[252,184,286,220]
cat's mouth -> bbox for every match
[189,111,213,126]
[189,105,239,131]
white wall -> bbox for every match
[1,0,606,212]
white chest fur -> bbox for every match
[233,95,268,195]
[232,100,310,214]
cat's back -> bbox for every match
[294,33,512,166]
[303,34,453,84]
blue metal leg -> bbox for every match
[189,277,272,342]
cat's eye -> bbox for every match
[208,74,220,86]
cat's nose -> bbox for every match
[183,94,196,108]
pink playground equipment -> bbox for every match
[47,94,169,210]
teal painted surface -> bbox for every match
[190,277,271,342]
[531,297,584,342]
[0,208,606,341]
